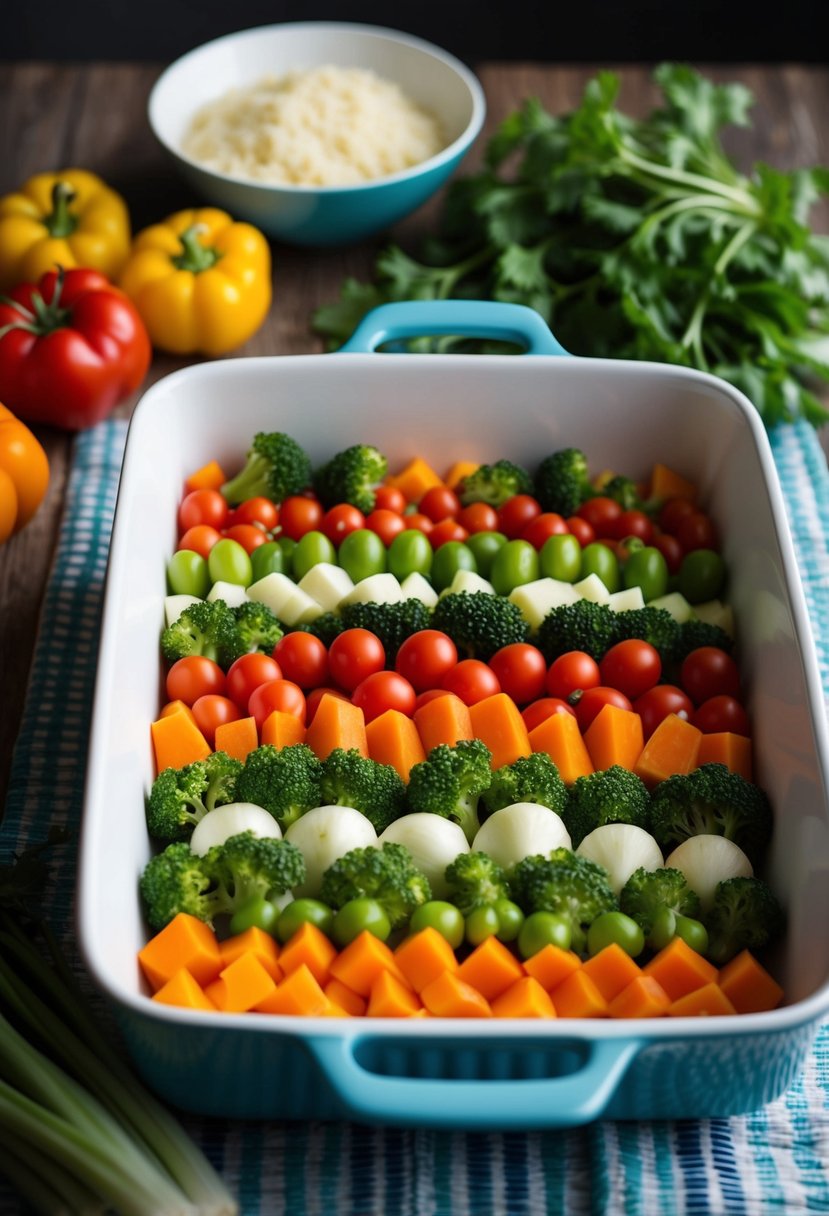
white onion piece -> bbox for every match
[379,813,469,898]
[285,805,378,897]
[665,835,753,911]
[472,802,571,870]
[576,824,663,896]
[189,803,282,856]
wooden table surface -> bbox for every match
[0,61,827,814]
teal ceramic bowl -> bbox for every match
[148,22,486,246]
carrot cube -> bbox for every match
[324,978,367,1017]
[185,459,227,493]
[329,931,406,997]
[385,457,443,503]
[456,936,525,1001]
[643,937,718,1001]
[255,963,329,1016]
[151,712,211,774]
[443,460,481,490]
[584,704,644,773]
[717,950,784,1014]
[414,693,474,753]
[138,912,223,991]
[204,952,278,1013]
[468,693,532,769]
[394,927,458,994]
[697,732,753,781]
[550,969,608,1018]
[152,968,217,1011]
[304,694,368,760]
[367,970,422,1018]
[420,971,493,1018]
[522,944,582,992]
[365,709,427,781]
[492,976,557,1019]
[528,711,593,784]
[219,927,282,982]
[261,710,306,750]
[669,982,737,1017]
[633,714,702,788]
[581,944,642,1002]
[279,921,338,986]
[214,715,259,762]
[608,974,671,1019]
[158,700,197,724]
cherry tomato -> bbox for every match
[546,651,601,701]
[441,659,501,706]
[373,485,407,514]
[419,485,461,522]
[521,698,576,732]
[273,632,329,689]
[248,679,307,729]
[177,524,222,558]
[319,503,366,546]
[457,502,499,534]
[364,508,407,546]
[225,653,283,710]
[395,630,458,692]
[328,628,386,693]
[403,512,434,536]
[178,488,229,533]
[566,516,595,546]
[521,512,569,549]
[652,531,684,574]
[633,685,694,738]
[191,695,241,746]
[429,519,469,547]
[229,496,279,531]
[676,511,718,553]
[659,497,698,534]
[306,686,351,722]
[351,671,417,722]
[166,656,227,705]
[222,523,269,554]
[498,494,542,539]
[599,639,662,700]
[609,509,654,544]
[692,695,750,736]
[573,686,633,732]
[577,496,622,535]
[680,647,741,706]
[489,643,547,704]
[279,495,324,541]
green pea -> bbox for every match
[337,529,387,583]
[586,911,645,959]
[623,546,668,602]
[648,907,677,951]
[167,549,210,597]
[674,915,709,956]
[409,900,465,949]
[292,530,337,580]
[490,539,539,596]
[278,536,297,564]
[678,549,726,604]
[229,896,280,937]
[276,898,335,944]
[580,542,621,593]
[540,534,582,583]
[465,905,500,947]
[250,541,287,582]
[332,898,391,947]
[431,541,477,592]
[466,531,507,579]
[493,898,525,944]
[208,538,253,587]
[388,529,433,580]
[517,912,572,959]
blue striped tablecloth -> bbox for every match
[2,417,829,1216]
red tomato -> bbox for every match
[546,651,601,700]
[166,656,227,705]
[577,496,622,535]
[457,502,499,534]
[566,516,595,546]
[633,685,694,739]
[321,503,365,545]
[419,485,461,522]
[279,496,323,540]
[306,686,350,723]
[222,523,269,554]
[680,647,741,706]
[652,531,684,574]
[229,496,279,531]
[177,525,222,559]
[352,671,417,723]
[521,698,576,732]
[226,653,282,710]
[692,695,750,736]
[273,632,329,689]
[599,639,662,700]
[659,497,698,534]
[676,511,718,553]
[441,659,501,706]
[429,519,469,547]
[178,489,229,534]
[488,643,547,705]
[403,513,434,536]
[328,628,386,692]
[498,494,541,539]
[609,509,654,544]
[395,630,458,692]
[248,679,307,729]
[521,512,569,548]
[373,485,408,514]
[191,695,241,746]
[364,508,407,546]
[573,686,633,732]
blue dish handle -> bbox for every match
[338,300,570,357]
[307,1034,641,1129]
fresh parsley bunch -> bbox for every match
[314,64,829,427]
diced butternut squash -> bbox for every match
[219,927,282,983]
[366,709,427,781]
[608,974,671,1019]
[633,714,702,788]
[469,693,532,769]
[669,982,737,1017]
[528,710,594,784]
[261,710,306,750]
[138,912,223,991]
[550,969,608,1019]
[394,927,458,994]
[304,694,368,760]
[204,952,278,1013]
[414,692,474,753]
[443,460,480,490]
[279,922,338,986]
[152,968,217,1011]
[151,712,211,773]
[697,732,753,781]
[491,976,557,1019]
[385,457,443,503]
[648,463,697,503]
[717,950,784,1014]
[324,978,367,1017]
[584,704,644,773]
[456,936,525,1001]
[185,459,227,493]
[214,715,259,762]
[643,937,718,1001]
[255,963,329,1016]
[367,970,422,1018]
[329,931,406,997]
[581,944,642,1002]
[522,944,582,992]
[420,971,492,1018]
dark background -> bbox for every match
[4,0,823,63]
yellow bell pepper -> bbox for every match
[0,169,131,291]
[119,208,272,356]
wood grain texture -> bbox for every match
[0,62,827,812]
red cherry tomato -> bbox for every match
[692,695,750,736]
[395,630,458,693]
[680,647,741,706]
[609,509,654,544]
[577,496,622,535]
[521,697,576,732]
[352,671,417,723]
[306,686,350,723]
[321,503,366,545]
[599,639,662,700]
[659,497,698,534]
[520,512,569,548]
[457,502,499,534]
[279,496,323,540]
[652,531,684,574]
[676,511,719,553]
[328,628,386,692]
[546,651,601,700]
[191,695,241,746]
[440,659,501,706]
[488,643,547,705]
[566,516,595,546]
[498,494,541,539]
[573,686,633,732]
[178,489,229,534]
[166,656,227,705]
[419,485,461,522]
[403,513,434,535]
[225,653,282,710]
[177,525,222,558]
[222,523,269,554]
[248,679,307,729]
[229,496,279,531]
[364,508,407,546]
[373,485,407,514]
[633,685,694,739]
[429,519,469,547]
[273,632,330,689]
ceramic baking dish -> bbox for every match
[77,301,829,1129]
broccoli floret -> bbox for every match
[535,599,620,663]
[534,448,592,517]
[600,475,649,514]
[619,866,702,938]
[443,852,510,916]
[673,619,735,664]
[146,751,242,841]
[481,752,568,818]
[319,842,431,929]
[508,848,618,954]
[340,598,431,664]
[649,764,773,866]
[406,739,493,843]
[431,591,529,661]
[704,876,784,965]
[612,606,681,663]
[564,766,652,848]
[160,599,239,667]
[319,748,407,834]
[292,612,345,648]
[139,842,216,930]
[202,831,306,921]
[234,744,323,831]
[229,601,283,660]
[313,444,388,513]
[458,460,534,509]
[221,432,312,505]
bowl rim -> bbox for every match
[147,20,487,195]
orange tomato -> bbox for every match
[0,401,49,534]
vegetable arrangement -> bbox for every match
[138,429,786,1021]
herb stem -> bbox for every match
[617,141,760,213]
